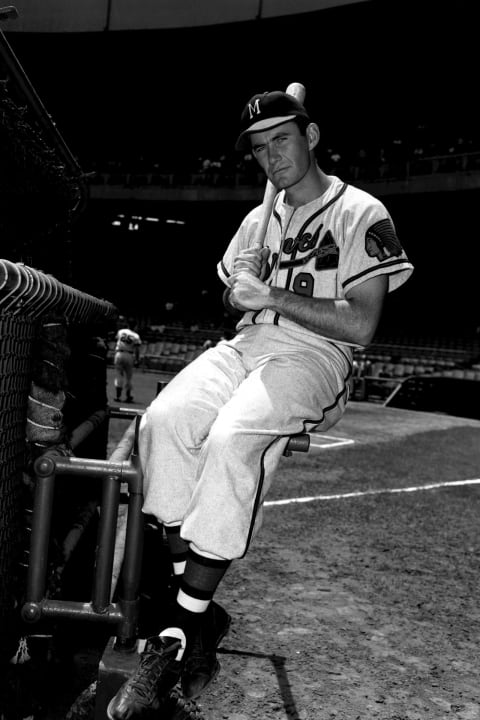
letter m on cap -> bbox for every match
[248,98,261,120]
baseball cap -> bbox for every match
[235,90,310,152]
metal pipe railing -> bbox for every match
[21,406,310,650]
[21,410,144,651]
[24,461,56,605]
[92,470,121,613]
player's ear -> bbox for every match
[306,122,320,150]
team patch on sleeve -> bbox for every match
[365,218,402,262]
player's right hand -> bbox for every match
[233,246,270,278]
[228,270,271,311]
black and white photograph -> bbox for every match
[0,2,479,719]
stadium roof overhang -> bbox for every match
[1,0,370,32]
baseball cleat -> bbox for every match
[181,601,231,700]
[106,636,183,720]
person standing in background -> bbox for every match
[113,317,142,403]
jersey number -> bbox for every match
[292,272,314,297]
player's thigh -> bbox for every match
[114,359,125,378]
[143,342,247,439]
[215,349,348,434]
[115,354,130,373]
[124,360,134,381]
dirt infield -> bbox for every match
[100,369,480,720]
[203,426,480,720]
[11,368,479,720]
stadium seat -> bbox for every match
[393,363,406,377]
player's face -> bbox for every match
[250,121,311,190]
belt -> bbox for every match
[116,349,134,354]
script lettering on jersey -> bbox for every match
[279,224,339,271]
[263,252,279,282]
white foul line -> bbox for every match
[265,478,480,507]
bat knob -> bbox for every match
[286,82,306,102]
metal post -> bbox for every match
[92,474,121,613]
[25,456,57,606]
[119,453,144,601]
[113,417,144,650]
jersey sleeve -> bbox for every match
[217,205,262,286]
[340,200,413,295]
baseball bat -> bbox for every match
[252,81,306,250]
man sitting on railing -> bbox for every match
[107,87,413,720]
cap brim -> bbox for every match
[235,115,297,152]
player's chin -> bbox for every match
[270,169,288,185]
[272,171,301,191]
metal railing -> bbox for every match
[21,408,143,650]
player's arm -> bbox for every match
[134,338,141,364]
[228,271,388,347]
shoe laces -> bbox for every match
[185,628,215,672]
[130,639,180,701]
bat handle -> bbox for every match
[252,82,306,250]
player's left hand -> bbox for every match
[233,246,270,278]
[228,271,271,311]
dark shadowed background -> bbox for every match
[2,0,479,333]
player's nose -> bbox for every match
[267,141,281,161]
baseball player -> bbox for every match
[113,318,142,403]
[107,89,413,719]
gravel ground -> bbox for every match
[6,369,480,720]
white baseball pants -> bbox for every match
[140,325,351,560]
[114,351,135,393]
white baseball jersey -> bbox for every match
[115,328,141,354]
[218,175,413,348]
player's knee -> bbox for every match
[145,395,196,438]
[145,398,175,429]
